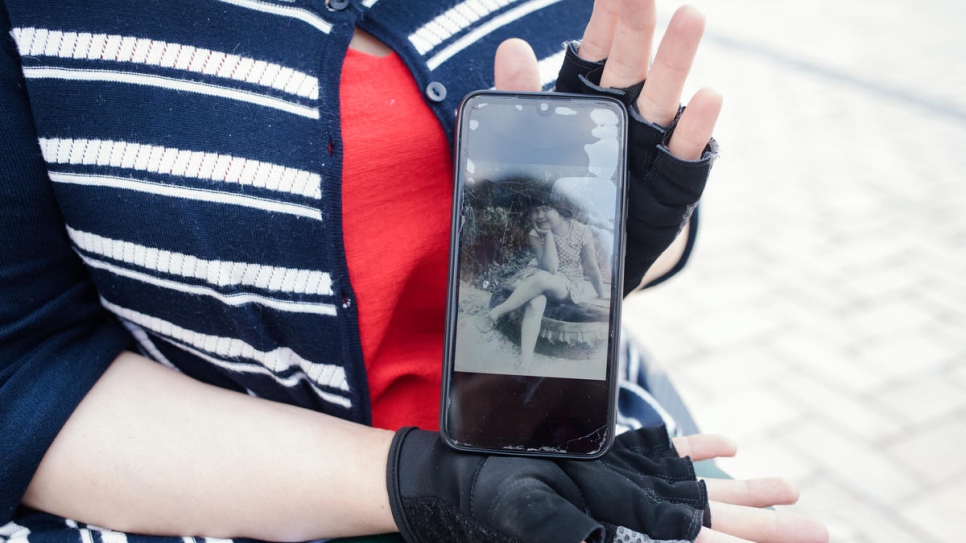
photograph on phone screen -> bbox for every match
[453,97,624,381]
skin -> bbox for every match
[22,4,828,543]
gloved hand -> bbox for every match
[556,41,719,297]
[387,425,710,543]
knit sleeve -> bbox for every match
[0,4,132,523]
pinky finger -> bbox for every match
[666,87,723,161]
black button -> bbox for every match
[327,0,350,10]
[425,81,447,103]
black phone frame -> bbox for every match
[439,90,629,459]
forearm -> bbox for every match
[23,351,396,541]
[539,234,559,273]
[631,221,690,292]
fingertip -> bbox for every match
[669,86,722,160]
[494,38,540,91]
[496,37,534,57]
[777,477,801,504]
[670,4,707,38]
[691,86,724,117]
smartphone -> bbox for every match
[440,90,628,458]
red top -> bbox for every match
[340,48,452,431]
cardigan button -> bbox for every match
[425,81,447,103]
[327,0,350,10]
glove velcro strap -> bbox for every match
[387,427,419,543]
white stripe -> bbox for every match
[0,522,29,543]
[81,254,338,315]
[216,0,332,33]
[427,0,562,71]
[101,298,350,392]
[618,380,679,436]
[362,0,379,6]
[40,138,321,199]
[409,0,516,55]
[82,525,127,543]
[156,332,352,408]
[67,227,333,296]
[124,321,179,370]
[538,49,565,88]
[22,66,319,119]
[11,28,319,99]
[49,171,322,221]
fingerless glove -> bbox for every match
[387,425,710,543]
[556,41,719,297]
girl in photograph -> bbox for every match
[483,198,608,367]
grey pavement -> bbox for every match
[621,1,966,541]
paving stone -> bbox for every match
[886,418,966,484]
[684,306,790,352]
[779,420,921,505]
[609,1,966,536]
[793,479,925,543]
[686,387,804,441]
[875,375,966,426]
[768,334,891,394]
[852,334,958,384]
[713,437,815,484]
[775,370,904,441]
[950,364,966,390]
[899,475,966,542]
[676,346,792,393]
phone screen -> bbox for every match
[441,91,627,457]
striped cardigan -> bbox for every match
[1,0,692,539]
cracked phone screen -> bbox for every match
[442,92,627,458]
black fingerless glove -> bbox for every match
[387,425,710,543]
[556,41,719,297]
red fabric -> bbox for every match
[340,48,452,431]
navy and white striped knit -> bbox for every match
[1,1,694,541]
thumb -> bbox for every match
[494,38,541,91]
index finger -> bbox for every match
[672,433,737,461]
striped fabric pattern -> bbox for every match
[39,138,323,199]
[11,28,321,99]
[0,1,621,541]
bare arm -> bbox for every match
[579,234,608,298]
[529,229,559,274]
[23,351,396,542]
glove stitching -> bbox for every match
[640,485,704,508]
[628,103,672,136]
[651,147,715,170]
[687,509,705,539]
[597,461,703,508]
[468,456,488,515]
